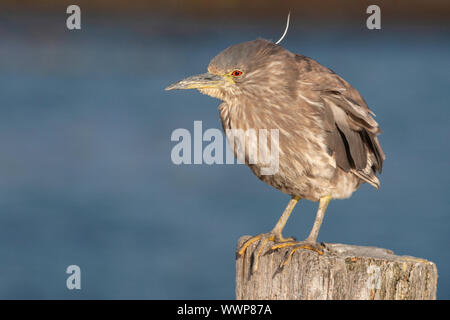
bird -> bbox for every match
[165,21,385,272]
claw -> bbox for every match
[237,234,263,257]
[237,232,287,273]
[252,237,272,273]
[237,233,326,273]
[237,232,303,273]
[270,241,299,250]
[280,242,324,268]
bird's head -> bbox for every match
[165,39,297,102]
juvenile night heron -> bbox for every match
[166,35,384,271]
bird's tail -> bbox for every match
[351,169,380,189]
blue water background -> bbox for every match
[0,15,449,298]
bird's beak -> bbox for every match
[165,72,226,91]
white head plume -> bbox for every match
[275,12,291,45]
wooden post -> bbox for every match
[236,236,438,300]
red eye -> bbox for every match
[232,70,242,77]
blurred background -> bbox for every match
[0,0,449,299]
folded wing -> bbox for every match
[298,63,385,188]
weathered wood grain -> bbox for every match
[236,236,438,300]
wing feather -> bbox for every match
[296,59,385,186]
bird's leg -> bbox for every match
[270,195,300,241]
[305,195,331,242]
[275,195,331,268]
[236,196,300,272]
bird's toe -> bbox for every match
[279,241,325,268]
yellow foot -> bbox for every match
[236,232,295,273]
[272,241,324,268]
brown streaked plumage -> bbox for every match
[166,39,385,271]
